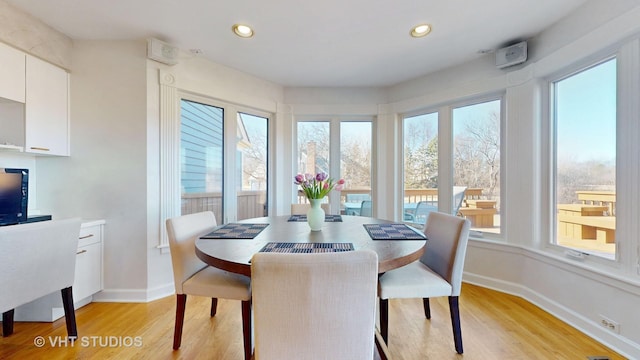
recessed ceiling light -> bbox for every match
[232,24,254,38]
[410,24,432,38]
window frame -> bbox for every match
[450,95,505,240]
[294,116,374,216]
[543,52,621,267]
[179,92,272,224]
[399,92,505,240]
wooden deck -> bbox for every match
[557,190,616,245]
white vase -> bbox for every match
[307,199,325,231]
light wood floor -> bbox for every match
[0,283,623,360]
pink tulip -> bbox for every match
[334,184,344,191]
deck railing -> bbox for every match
[182,190,266,220]
[184,188,497,223]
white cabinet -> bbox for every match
[73,221,104,304]
[14,219,105,322]
[0,42,25,103]
[25,55,69,156]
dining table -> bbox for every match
[194,214,427,360]
[195,214,427,277]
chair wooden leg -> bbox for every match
[210,298,218,317]
[61,287,78,338]
[380,298,389,344]
[241,300,252,360]
[448,296,463,354]
[423,297,431,319]
[173,294,187,350]
[2,309,14,337]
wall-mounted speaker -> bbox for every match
[147,38,179,66]
[495,41,527,69]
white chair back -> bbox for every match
[0,218,81,313]
[166,211,217,294]
[421,211,470,296]
[251,250,378,360]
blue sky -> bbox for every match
[556,58,616,163]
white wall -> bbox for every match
[36,40,150,300]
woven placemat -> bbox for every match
[259,242,354,253]
[363,223,427,240]
[287,214,343,222]
[200,223,268,239]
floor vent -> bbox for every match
[587,356,611,360]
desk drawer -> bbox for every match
[79,224,101,247]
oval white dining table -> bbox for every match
[195,215,427,277]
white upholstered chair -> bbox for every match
[251,250,378,360]
[290,202,330,215]
[0,218,82,337]
[166,211,252,359]
[378,211,471,354]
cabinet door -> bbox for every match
[25,55,69,156]
[73,225,103,303]
[0,43,25,103]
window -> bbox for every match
[552,58,616,260]
[340,122,372,215]
[236,112,268,220]
[402,112,438,225]
[180,99,270,223]
[180,99,224,218]
[296,119,372,215]
[453,99,502,235]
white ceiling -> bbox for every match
[8,0,587,87]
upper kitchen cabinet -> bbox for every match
[25,55,70,156]
[0,42,26,103]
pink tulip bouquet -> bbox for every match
[294,172,345,199]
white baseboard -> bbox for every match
[92,283,174,303]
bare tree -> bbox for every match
[454,111,500,197]
[241,129,267,190]
[341,139,371,188]
[404,120,438,189]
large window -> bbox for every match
[296,119,372,215]
[552,58,616,260]
[402,100,502,234]
[453,99,502,235]
[180,99,270,223]
[403,112,438,225]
